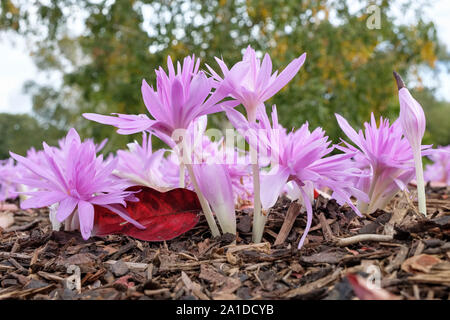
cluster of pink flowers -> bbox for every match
[2,46,438,248]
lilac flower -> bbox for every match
[194,163,236,235]
[335,113,433,214]
[0,158,18,201]
[425,145,450,184]
[82,113,155,135]
[210,46,306,242]
[208,46,306,122]
[190,132,253,206]
[84,55,229,147]
[10,129,144,240]
[114,132,177,191]
[226,105,367,248]
[394,71,428,215]
[395,75,426,151]
[170,122,254,207]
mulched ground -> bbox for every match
[0,184,448,300]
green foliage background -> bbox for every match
[1,0,449,157]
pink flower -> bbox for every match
[208,46,306,122]
[10,128,144,240]
[226,105,367,248]
[84,55,229,147]
[394,71,428,215]
[396,80,426,150]
[190,133,253,205]
[194,163,236,235]
[114,132,177,190]
[335,113,433,213]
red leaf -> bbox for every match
[93,186,201,241]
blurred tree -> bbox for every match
[0,0,449,154]
[0,113,64,159]
[412,88,450,146]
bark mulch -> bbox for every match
[0,185,448,300]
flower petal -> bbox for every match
[56,197,79,222]
[78,200,94,240]
[194,164,236,234]
[260,53,306,101]
[260,166,290,209]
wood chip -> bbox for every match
[385,246,409,273]
[104,260,148,272]
[401,254,442,274]
[144,288,170,296]
[274,202,301,245]
[318,211,335,241]
[336,234,393,247]
[283,268,342,298]
[181,271,209,300]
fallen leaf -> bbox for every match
[93,186,201,241]
[401,254,442,274]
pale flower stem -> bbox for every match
[185,163,221,237]
[247,111,264,243]
[251,161,264,243]
[413,150,427,216]
[179,163,185,188]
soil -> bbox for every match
[0,184,449,300]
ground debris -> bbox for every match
[0,185,449,300]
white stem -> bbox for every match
[179,163,185,188]
[357,200,369,215]
[413,149,427,216]
[251,161,264,243]
[247,110,264,243]
[215,206,236,235]
[185,163,221,237]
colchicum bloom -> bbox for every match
[10,129,144,239]
[194,163,236,235]
[208,46,306,122]
[335,113,433,214]
[84,55,229,147]
[210,46,306,243]
[425,145,450,185]
[187,124,254,206]
[226,105,367,248]
[164,117,253,233]
[394,71,427,215]
[114,132,177,191]
[0,158,18,201]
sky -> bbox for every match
[1,1,450,115]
